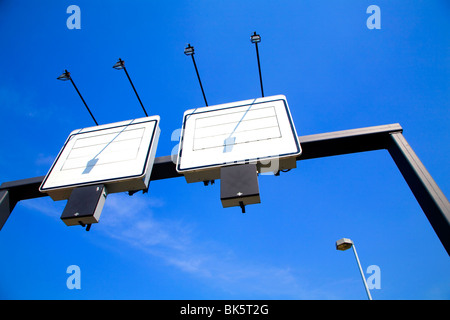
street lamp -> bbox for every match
[336,238,373,300]
[113,58,148,117]
[250,31,264,97]
[184,44,208,106]
[57,70,99,126]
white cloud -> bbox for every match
[20,196,64,219]
[95,192,314,298]
[23,191,315,298]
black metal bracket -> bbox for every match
[78,221,92,231]
[203,180,215,186]
[239,201,246,214]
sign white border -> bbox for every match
[176,95,301,175]
[40,116,160,200]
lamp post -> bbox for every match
[113,58,148,117]
[250,31,264,97]
[336,238,373,300]
[184,44,208,107]
[57,70,99,126]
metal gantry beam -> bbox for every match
[388,132,450,253]
[1,123,449,254]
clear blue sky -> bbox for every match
[0,1,449,299]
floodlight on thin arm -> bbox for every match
[112,58,125,70]
[184,44,208,106]
[113,58,148,117]
[250,32,261,44]
[57,70,71,81]
[250,31,264,97]
[184,43,195,56]
[57,69,99,126]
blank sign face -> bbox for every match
[40,116,160,200]
[193,105,280,151]
[177,95,301,175]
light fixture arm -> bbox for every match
[191,54,208,107]
[114,59,149,117]
[251,32,264,97]
[123,65,148,117]
[184,44,208,107]
[254,41,264,97]
[58,70,98,126]
[69,78,99,126]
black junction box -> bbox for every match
[61,184,107,227]
[220,163,260,211]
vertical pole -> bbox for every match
[388,133,450,255]
[352,244,372,300]
[0,190,15,231]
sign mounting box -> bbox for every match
[176,95,301,183]
[40,116,161,201]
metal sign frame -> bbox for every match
[1,123,449,254]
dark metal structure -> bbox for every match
[57,70,99,126]
[250,32,264,97]
[184,44,208,107]
[112,58,149,117]
[1,123,449,254]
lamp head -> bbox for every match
[184,44,195,56]
[57,70,71,81]
[113,58,125,70]
[250,32,261,43]
[336,238,353,251]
